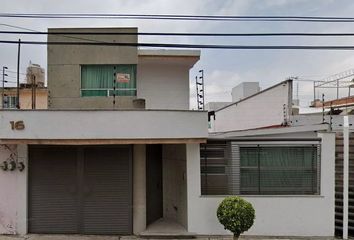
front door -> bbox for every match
[146,144,163,225]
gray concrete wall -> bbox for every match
[47,28,138,109]
[162,144,187,228]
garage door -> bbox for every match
[28,145,132,234]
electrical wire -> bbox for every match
[0,23,110,44]
[6,70,26,75]
[2,13,354,22]
[2,40,354,50]
[3,30,354,37]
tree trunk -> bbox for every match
[233,234,240,240]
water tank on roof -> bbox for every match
[26,62,45,86]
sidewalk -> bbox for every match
[0,235,337,240]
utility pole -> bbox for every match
[16,39,21,109]
[31,74,37,109]
[2,66,8,109]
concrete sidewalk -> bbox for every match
[0,235,336,240]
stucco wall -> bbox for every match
[211,81,292,132]
[47,28,138,109]
[162,144,187,228]
[19,90,48,109]
[0,110,207,141]
[137,57,193,110]
[186,132,335,237]
[0,144,27,235]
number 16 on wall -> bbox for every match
[10,121,25,130]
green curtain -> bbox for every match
[81,65,137,97]
[240,146,317,195]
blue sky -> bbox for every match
[1,0,354,110]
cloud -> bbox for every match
[2,0,354,111]
[190,69,242,108]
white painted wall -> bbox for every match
[133,144,146,234]
[0,110,207,140]
[0,144,27,235]
[212,81,292,132]
[137,56,198,110]
[186,132,335,237]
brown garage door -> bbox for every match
[28,145,132,234]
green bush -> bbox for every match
[217,196,255,238]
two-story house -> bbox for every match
[0,27,207,236]
[0,27,338,239]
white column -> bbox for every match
[16,144,28,235]
[133,144,146,235]
[186,143,200,232]
[343,116,349,240]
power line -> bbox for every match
[4,30,354,37]
[6,70,26,75]
[2,40,354,50]
[0,79,20,84]
[2,13,354,22]
[0,23,109,44]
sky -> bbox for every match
[1,0,354,110]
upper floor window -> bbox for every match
[81,65,137,97]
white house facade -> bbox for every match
[0,27,342,239]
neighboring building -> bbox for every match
[0,87,48,109]
[231,81,260,102]
[210,80,293,132]
[1,63,47,110]
[205,102,232,111]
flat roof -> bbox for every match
[138,49,200,58]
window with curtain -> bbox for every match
[201,141,320,195]
[81,65,137,97]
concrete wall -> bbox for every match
[47,28,138,109]
[162,144,187,228]
[0,110,207,141]
[186,132,335,237]
[0,144,27,235]
[212,80,292,132]
[137,55,198,110]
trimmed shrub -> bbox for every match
[217,196,255,239]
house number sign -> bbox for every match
[10,121,25,130]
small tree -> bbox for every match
[217,196,255,239]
